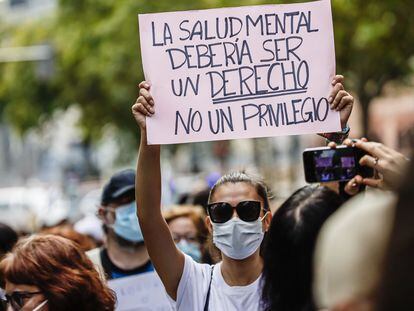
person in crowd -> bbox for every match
[375,150,414,311]
[42,224,96,252]
[261,186,343,311]
[0,223,18,307]
[87,169,154,280]
[131,74,353,310]
[260,138,405,311]
[74,189,105,246]
[0,224,17,260]
[191,188,211,211]
[313,191,396,311]
[0,234,115,311]
[191,172,222,211]
[163,205,212,263]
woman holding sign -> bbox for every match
[132,75,353,310]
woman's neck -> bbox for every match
[220,249,263,286]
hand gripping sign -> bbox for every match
[139,0,340,145]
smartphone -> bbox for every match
[303,146,374,183]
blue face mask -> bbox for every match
[113,201,144,243]
[176,240,202,262]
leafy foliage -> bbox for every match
[0,0,413,137]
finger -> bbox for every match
[380,146,405,159]
[344,176,361,195]
[138,103,152,117]
[328,141,337,149]
[139,97,154,115]
[139,88,154,106]
[346,177,357,189]
[345,138,366,146]
[361,137,368,142]
[138,81,151,89]
[137,97,154,116]
[132,102,145,114]
[354,175,364,184]
[131,103,149,118]
[349,175,363,187]
[331,90,348,110]
[331,75,344,85]
[362,178,382,188]
[342,138,354,147]
[131,103,139,113]
[336,94,353,112]
[359,154,378,168]
[328,83,344,104]
[355,141,389,159]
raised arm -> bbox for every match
[132,81,184,300]
[318,75,354,143]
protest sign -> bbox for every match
[108,272,172,311]
[139,0,340,144]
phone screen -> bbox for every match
[314,148,357,182]
[303,147,359,183]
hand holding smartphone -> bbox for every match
[303,146,374,183]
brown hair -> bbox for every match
[163,205,208,243]
[0,234,116,311]
[41,224,96,252]
[163,205,212,263]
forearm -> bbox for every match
[135,129,184,299]
[136,129,162,220]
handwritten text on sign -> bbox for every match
[139,0,340,144]
[108,272,172,311]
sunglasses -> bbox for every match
[207,200,262,223]
[1,291,42,310]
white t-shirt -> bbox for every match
[170,254,263,311]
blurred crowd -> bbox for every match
[0,74,412,311]
[0,136,412,310]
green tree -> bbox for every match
[0,20,59,134]
[48,0,219,139]
[0,0,413,138]
[333,0,414,134]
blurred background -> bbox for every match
[0,0,413,233]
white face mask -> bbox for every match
[212,214,267,260]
